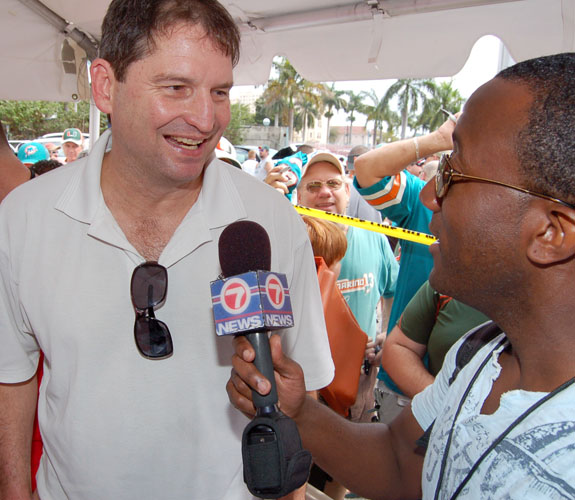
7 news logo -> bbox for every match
[211,271,294,336]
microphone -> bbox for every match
[211,220,311,498]
[211,220,294,412]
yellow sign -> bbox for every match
[294,205,437,246]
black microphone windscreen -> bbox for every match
[218,221,272,277]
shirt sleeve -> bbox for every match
[411,333,463,431]
[0,214,40,383]
[398,281,438,345]
[353,171,426,228]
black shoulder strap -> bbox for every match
[448,321,502,386]
[416,321,503,452]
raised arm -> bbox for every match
[0,377,38,500]
[354,116,458,189]
[227,334,425,500]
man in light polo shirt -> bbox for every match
[61,127,84,163]
[0,1,333,499]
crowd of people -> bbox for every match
[0,1,574,499]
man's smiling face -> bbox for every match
[297,161,350,215]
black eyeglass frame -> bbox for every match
[130,261,173,360]
[436,153,575,210]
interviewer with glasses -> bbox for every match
[0,1,334,499]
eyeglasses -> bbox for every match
[130,262,173,359]
[436,153,575,209]
[303,178,344,193]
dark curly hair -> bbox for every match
[99,0,240,82]
[497,53,575,205]
[31,159,63,177]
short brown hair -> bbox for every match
[99,0,241,82]
[301,216,347,268]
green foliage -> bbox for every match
[322,83,347,143]
[329,128,340,143]
[382,79,437,139]
[0,100,106,139]
[343,91,365,145]
[254,95,271,125]
[361,88,400,147]
[260,58,324,142]
[224,102,256,145]
[414,80,465,133]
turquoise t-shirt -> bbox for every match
[336,226,398,341]
[354,171,434,385]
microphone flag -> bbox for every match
[211,271,294,337]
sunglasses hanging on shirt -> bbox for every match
[130,262,173,359]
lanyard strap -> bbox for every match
[433,337,507,500]
[433,336,574,500]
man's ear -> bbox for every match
[90,58,115,115]
[526,205,575,265]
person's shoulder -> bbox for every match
[223,160,278,191]
[1,160,78,210]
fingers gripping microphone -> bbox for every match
[211,220,311,498]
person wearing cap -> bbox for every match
[17,141,50,175]
[298,151,398,416]
[61,127,84,163]
[254,145,274,180]
[228,53,575,500]
[352,116,458,424]
[296,151,397,498]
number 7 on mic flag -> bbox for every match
[211,270,294,337]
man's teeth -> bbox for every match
[172,137,204,150]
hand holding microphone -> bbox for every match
[211,220,311,498]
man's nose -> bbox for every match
[181,91,215,134]
[419,177,441,212]
[317,184,333,195]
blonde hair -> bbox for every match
[301,215,347,268]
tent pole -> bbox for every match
[88,101,101,152]
[17,0,98,60]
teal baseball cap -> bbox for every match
[17,142,50,165]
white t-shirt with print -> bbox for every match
[412,331,575,499]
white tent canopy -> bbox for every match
[2,0,575,104]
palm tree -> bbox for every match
[261,58,324,143]
[322,83,347,145]
[361,88,399,147]
[416,80,466,133]
[344,91,365,145]
[361,89,379,145]
[296,85,323,143]
[382,79,436,139]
